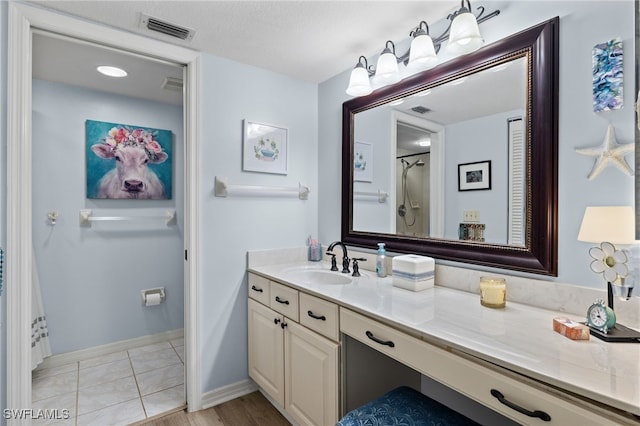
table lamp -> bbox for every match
[578,206,640,342]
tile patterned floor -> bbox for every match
[32,338,185,426]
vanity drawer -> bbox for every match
[340,308,617,425]
[248,273,270,305]
[270,282,299,321]
[299,293,339,341]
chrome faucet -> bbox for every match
[327,241,350,273]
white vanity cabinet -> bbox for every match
[247,273,339,426]
[340,307,623,426]
[248,259,640,425]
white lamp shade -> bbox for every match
[447,12,483,55]
[346,66,372,96]
[374,52,400,85]
[408,34,438,70]
[577,206,636,244]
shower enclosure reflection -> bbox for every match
[396,121,431,236]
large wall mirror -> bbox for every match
[341,18,559,275]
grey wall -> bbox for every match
[32,79,184,354]
[198,54,318,392]
[319,1,635,289]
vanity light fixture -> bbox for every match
[447,0,484,55]
[96,65,128,78]
[407,21,438,71]
[345,1,500,97]
[346,56,373,97]
[373,41,401,86]
[418,139,431,147]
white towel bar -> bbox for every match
[354,190,388,203]
[214,176,309,200]
[79,209,176,227]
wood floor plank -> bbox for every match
[136,391,289,426]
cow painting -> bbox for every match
[86,120,172,200]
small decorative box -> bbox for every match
[392,254,435,291]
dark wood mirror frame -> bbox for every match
[341,17,559,276]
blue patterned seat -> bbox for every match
[337,386,480,426]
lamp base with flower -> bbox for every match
[586,242,640,343]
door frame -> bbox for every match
[7,2,202,416]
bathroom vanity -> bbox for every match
[247,252,639,425]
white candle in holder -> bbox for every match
[480,277,506,308]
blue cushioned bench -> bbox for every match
[338,386,480,426]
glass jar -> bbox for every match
[480,277,506,309]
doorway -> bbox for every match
[7,2,202,418]
[30,30,187,422]
[391,111,445,238]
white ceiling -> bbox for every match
[29,0,463,84]
[33,32,185,105]
[30,1,521,120]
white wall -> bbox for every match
[198,54,318,392]
[319,1,635,289]
[32,79,184,354]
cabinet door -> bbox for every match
[284,320,339,426]
[248,299,284,406]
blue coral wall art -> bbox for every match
[592,38,623,112]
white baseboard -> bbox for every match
[36,328,184,370]
[201,379,258,409]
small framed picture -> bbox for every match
[243,120,288,175]
[354,141,373,182]
[458,160,491,191]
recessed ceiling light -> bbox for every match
[96,65,128,78]
[492,63,509,72]
[418,139,431,147]
[447,76,468,86]
[414,89,432,97]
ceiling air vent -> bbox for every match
[140,13,195,41]
[411,106,432,114]
[162,77,184,92]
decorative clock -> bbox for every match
[585,299,616,334]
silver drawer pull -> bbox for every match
[490,389,551,422]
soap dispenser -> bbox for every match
[376,243,387,277]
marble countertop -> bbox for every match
[248,261,640,417]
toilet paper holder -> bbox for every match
[141,287,166,306]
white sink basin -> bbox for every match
[282,268,353,285]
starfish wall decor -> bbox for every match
[575,124,634,180]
